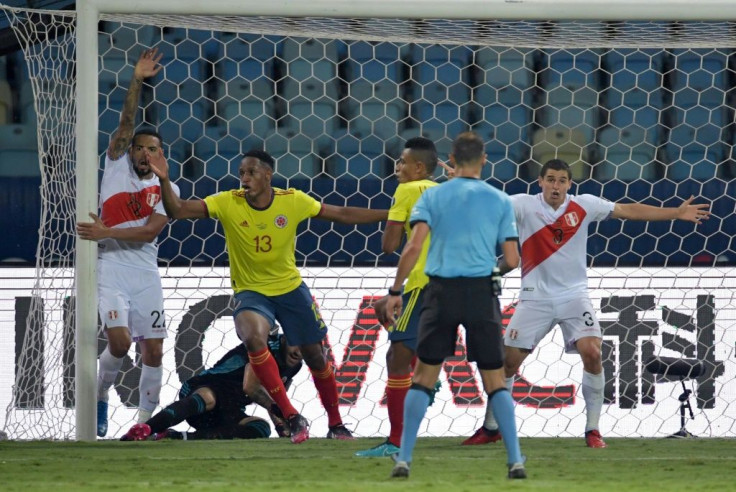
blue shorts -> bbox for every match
[233,282,328,346]
[388,288,424,352]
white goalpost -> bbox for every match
[1,0,736,442]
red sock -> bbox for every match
[310,362,342,427]
[249,348,298,419]
[386,374,412,446]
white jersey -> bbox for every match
[511,193,614,301]
[98,153,179,271]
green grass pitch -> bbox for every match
[0,437,732,491]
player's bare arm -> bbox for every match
[317,204,389,224]
[384,222,430,321]
[77,211,168,243]
[497,239,521,275]
[148,148,208,220]
[382,221,405,254]
[244,364,290,436]
[612,195,710,224]
[108,48,163,160]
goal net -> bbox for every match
[1,2,735,440]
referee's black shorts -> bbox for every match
[416,275,504,370]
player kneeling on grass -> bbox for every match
[121,332,302,441]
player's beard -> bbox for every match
[133,161,152,179]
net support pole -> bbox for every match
[75,0,100,442]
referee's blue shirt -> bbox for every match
[410,177,518,278]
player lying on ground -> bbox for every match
[121,332,302,441]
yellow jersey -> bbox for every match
[388,179,437,293]
[204,187,322,296]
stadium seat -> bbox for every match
[264,128,325,178]
[218,32,280,63]
[345,41,405,84]
[281,37,343,63]
[216,58,275,85]
[604,49,664,93]
[218,99,276,140]
[99,22,157,58]
[327,128,392,179]
[475,47,535,88]
[531,126,590,181]
[0,124,40,177]
[596,125,658,181]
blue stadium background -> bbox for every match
[1,1,734,267]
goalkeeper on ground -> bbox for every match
[120,331,303,441]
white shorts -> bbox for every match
[97,260,168,341]
[504,297,601,354]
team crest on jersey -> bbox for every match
[274,215,288,229]
[146,193,160,208]
[564,211,580,227]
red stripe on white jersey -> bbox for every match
[101,185,161,227]
[520,201,587,277]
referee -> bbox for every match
[383,132,526,480]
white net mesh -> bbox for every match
[1,6,735,439]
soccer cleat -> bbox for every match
[326,423,355,440]
[120,423,152,441]
[150,428,184,441]
[355,440,400,457]
[461,426,502,445]
[390,460,410,478]
[585,429,607,448]
[96,401,108,438]
[508,462,527,479]
[288,414,310,444]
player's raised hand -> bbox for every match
[77,212,109,241]
[438,159,455,179]
[677,195,711,224]
[148,148,169,181]
[134,47,163,80]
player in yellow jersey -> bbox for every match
[355,137,439,458]
[148,148,388,444]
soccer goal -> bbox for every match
[1,0,735,441]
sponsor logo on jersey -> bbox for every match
[108,310,118,320]
[240,220,249,227]
[564,211,579,227]
[274,215,288,228]
[256,223,267,230]
[509,329,518,340]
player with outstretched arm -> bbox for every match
[463,158,710,448]
[148,148,388,444]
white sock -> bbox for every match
[483,376,514,430]
[97,347,124,402]
[139,363,163,417]
[582,370,605,432]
